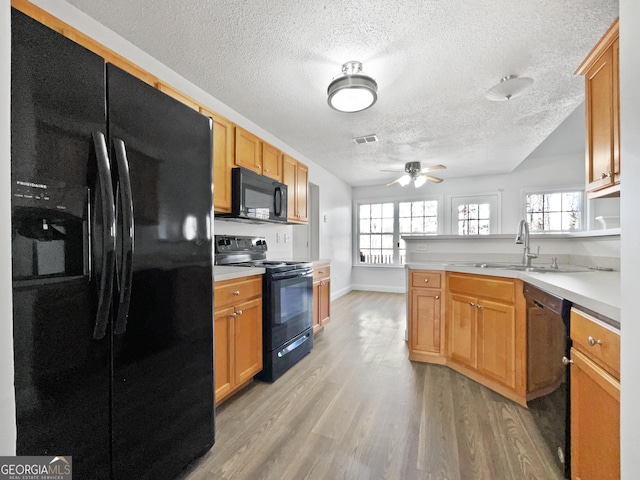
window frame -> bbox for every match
[353,195,443,267]
[450,193,501,235]
[521,186,585,233]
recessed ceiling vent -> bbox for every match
[353,134,378,145]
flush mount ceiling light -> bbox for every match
[485,75,534,101]
[327,61,378,113]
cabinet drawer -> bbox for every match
[447,273,514,303]
[313,264,330,281]
[571,308,620,379]
[411,271,441,289]
[215,276,262,309]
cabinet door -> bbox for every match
[214,306,234,403]
[235,127,262,173]
[448,293,476,368]
[476,299,516,388]
[262,141,282,181]
[585,46,616,193]
[202,109,234,213]
[296,162,309,222]
[283,154,298,221]
[319,279,331,326]
[233,297,263,385]
[570,348,620,480]
[410,289,441,354]
[612,37,620,185]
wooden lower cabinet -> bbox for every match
[408,270,445,363]
[214,275,263,405]
[445,272,526,405]
[313,263,331,333]
[569,308,620,480]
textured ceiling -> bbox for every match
[65,0,618,186]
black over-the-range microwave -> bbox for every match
[216,167,288,223]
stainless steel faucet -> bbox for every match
[515,220,539,267]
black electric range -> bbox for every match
[214,235,314,381]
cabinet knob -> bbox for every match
[237,309,243,316]
[230,312,237,318]
[469,302,475,306]
[601,172,611,179]
[562,356,574,366]
[319,270,324,274]
[424,278,429,283]
[265,168,269,172]
[588,336,602,347]
[476,304,482,309]
[233,290,240,296]
[435,295,440,300]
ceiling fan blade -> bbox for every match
[380,169,403,173]
[420,164,447,173]
[385,177,401,186]
[425,175,444,183]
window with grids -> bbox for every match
[358,203,394,264]
[357,200,439,265]
[398,200,438,263]
[526,191,582,232]
[457,203,491,235]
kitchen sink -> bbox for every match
[446,262,593,273]
[506,265,592,273]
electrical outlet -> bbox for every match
[284,234,290,243]
[416,244,427,251]
[276,233,281,243]
[323,215,328,223]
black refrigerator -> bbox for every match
[11,9,214,480]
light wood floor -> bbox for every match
[181,291,562,480]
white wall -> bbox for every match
[0,0,16,456]
[619,0,640,476]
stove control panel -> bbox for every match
[215,235,268,253]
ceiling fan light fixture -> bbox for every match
[413,175,427,188]
[327,61,378,113]
[485,75,534,101]
[398,174,412,186]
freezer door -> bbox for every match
[107,64,214,480]
[11,9,111,479]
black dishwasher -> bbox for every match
[524,283,572,480]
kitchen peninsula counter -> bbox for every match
[405,263,620,327]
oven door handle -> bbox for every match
[270,269,313,280]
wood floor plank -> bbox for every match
[180,291,561,480]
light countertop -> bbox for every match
[406,263,620,328]
[214,265,266,282]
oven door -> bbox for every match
[265,268,313,350]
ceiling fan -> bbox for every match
[384,162,446,188]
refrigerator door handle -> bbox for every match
[92,131,116,340]
[112,138,135,335]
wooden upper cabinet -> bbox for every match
[156,81,200,111]
[201,108,234,213]
[576,19,620,199]
[262,141,282,181]
[235,127,262,174]
[283,154,308,223]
